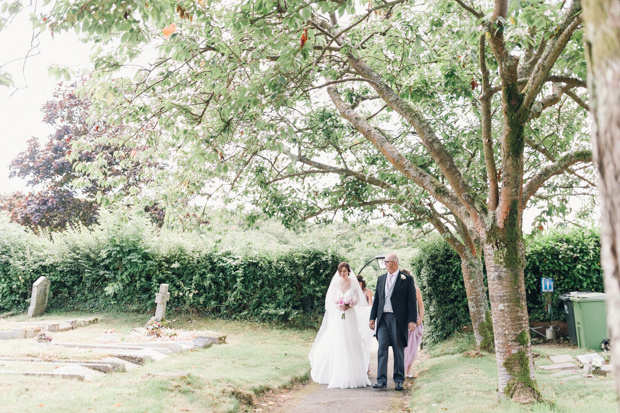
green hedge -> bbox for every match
[0,213,344,328]
[525,227,603,321]
[411,238,478,345]
[410,228,603,345]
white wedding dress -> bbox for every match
[309,272,372,389]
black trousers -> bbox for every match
[376,312,405,385]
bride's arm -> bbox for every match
[346,285,360,310]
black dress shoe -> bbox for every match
[372,383,387,389]
[395,382,404,391]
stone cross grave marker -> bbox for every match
[27,276,51,317]
[154,284,170,322]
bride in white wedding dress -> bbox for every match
[308,262,372,389]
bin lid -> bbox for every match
[568,292,606,302]
[559,291,597,301]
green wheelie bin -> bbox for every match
[569,292,608,350]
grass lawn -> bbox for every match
[410,335,618,413]
[0,312,315,413]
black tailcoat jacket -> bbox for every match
[369,270,418,346]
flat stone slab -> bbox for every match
[576,354,605,364]
[0,317,98,339]
[89,348,168,364]
[102,357,140,371]
[52,365,106,381]
[110,341,189,353]
[0,357,123,373]
[53,342,173,355]
[57,323,73,332]
[550,355,575,364]
[193,337,214,349]
[99,352,147,366]
[11,328,25,339]
[0,371,85,381]
[550,370,580,377]
[134,348,169,362]
[539,363,578,371]
[148,372,190,378]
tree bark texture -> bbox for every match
[482,238,537,401]
[582,0,620,401]
[460,254,489,347]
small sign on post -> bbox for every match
[541,277,554,292]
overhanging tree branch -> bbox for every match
[318,15,483,223]
[479,35,499,211]
[343,55,484,220]
[488,75,586,95]
[301,198,399,221]
[521,0,583,116]
[522,150,593,205]
[326,85,474,226]
[281,148,393,189]
[565,89,589,111]
[454,0,484,19]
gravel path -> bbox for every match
[273,340,412,413]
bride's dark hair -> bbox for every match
[356,275,366,290]
[337,262,351,273]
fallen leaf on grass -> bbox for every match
[114,403,122,407]
[268,402,274,405]
[38,405,44,407]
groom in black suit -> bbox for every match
[369,253,417,390]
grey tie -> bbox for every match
[387,273,395,291]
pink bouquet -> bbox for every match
[336,296,354,319]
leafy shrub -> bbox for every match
[525,227,603,321]
[411,237,475,346]
[0,212,344,328]
[410,228,603,345]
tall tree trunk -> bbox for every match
[482,222,539,402]
[582,0,620,402]
[459,253,489,348]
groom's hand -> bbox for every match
[408,322,417,332]
[369,320,375,330]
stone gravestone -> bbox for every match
[193,337,214,349]
[549,355,575,364]
[576,353,605,364]
[154,284,170,322]
[27,276,51,317]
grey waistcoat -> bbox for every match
[383,272,398,313]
